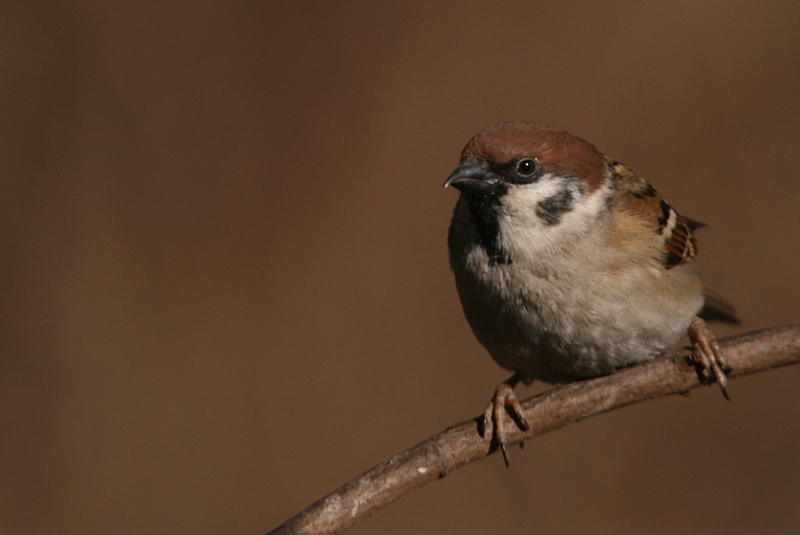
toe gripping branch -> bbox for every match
[688,316,733,400]
[481,373,531,467]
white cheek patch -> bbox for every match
[501,178,567,227]
[498,174,611,257]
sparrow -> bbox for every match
[444,121,738,466]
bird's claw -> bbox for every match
[688,316,733,400]
[481,374,530,467]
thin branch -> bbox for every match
[268,324,800,535]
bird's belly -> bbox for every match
[458,265,702,384]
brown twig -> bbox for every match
[267,324,800,535]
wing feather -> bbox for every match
[605,157,698,269]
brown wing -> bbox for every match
[605,157,698,268]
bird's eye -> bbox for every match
[515,158,538,178]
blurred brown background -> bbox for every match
[2,2,800,534]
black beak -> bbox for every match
[443,157,500,195]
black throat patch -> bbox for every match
[465,194,512,265]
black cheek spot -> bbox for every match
[536,189,575,226]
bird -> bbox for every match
[444,121,738,466]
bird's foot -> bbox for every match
[688,316,733,400]
[481,373,530,467]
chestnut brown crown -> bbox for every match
[460,121,609,193]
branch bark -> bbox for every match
[268,324,800,535]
